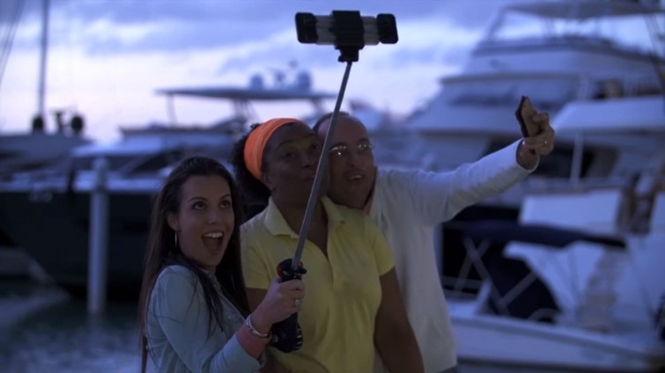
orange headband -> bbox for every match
[243,117,308,181]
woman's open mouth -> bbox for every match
[201,231,224,252]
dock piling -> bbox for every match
[87,157,109,314]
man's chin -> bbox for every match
[347,181,370,191]
[344,184,371,201]
[327,190,352,204]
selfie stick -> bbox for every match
[270,10,398,353]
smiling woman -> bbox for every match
[166,174,235,271]
[230,118,424,373]
[137,156,306,373]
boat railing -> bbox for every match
[436,69,662,114]
[479,0,664,58]
[576,71,664,101]
[444,218,627,328]
[522,169,665,235]
[447,171,659,328]
[477,31,661,61]
[478,34,617,51]
[522,175,635,194]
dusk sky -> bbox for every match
[0,0,658,142]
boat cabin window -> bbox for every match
[592,79,623,99]
[128,149,184,175]
[71,155,136,171]
[632,81,664,97]
[484,140,596,179]
[592,78,663,99]
[0,151,16,161]
[193,141,233,161]
[127,146,233,175]
[628,76,664,97]
[442,76,579,111]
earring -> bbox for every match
[174,232,178,248]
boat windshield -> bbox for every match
[440,74,581,111]
[484,139,600,180]
[70,155,137,172]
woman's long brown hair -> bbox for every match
[137,156,249,373]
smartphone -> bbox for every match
[515,96,540,138]
[295,11,398,46]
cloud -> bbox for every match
[30,0,448,25]
[0,15,462,142]
[6,0,616,144]
[7,0,452,53]
[6,0,541,55]
[214,17,482,73]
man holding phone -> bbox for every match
[313,104,555,373]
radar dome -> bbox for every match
[31,115,45,133]
[71,114,85,135]
[249,74,264,90]
[294,71,312,90]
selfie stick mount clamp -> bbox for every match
[295,10,398,63]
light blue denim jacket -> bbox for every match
[146,265,264,372]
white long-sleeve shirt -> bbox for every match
[369,140,533,372]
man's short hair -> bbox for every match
[312,111,353,133]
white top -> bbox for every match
[369,140,533,372]
[145,265,264,373]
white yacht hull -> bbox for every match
[450,301,665,372]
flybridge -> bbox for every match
[480,0,665,59]
[154,68,337,101]
[150,65,337,128]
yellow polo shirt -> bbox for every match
[240,196,395,373]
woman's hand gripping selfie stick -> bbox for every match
[269,10,398,353]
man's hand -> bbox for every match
[516,112,555,170]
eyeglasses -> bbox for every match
[329,142,374,158]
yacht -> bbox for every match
[402,0,665,301]
[0,111,92,247]
[412,1,665,370]
[447,94,665,372]
[0,0,93,246]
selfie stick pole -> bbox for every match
[291,60,351,267]
[270,11,398,353]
